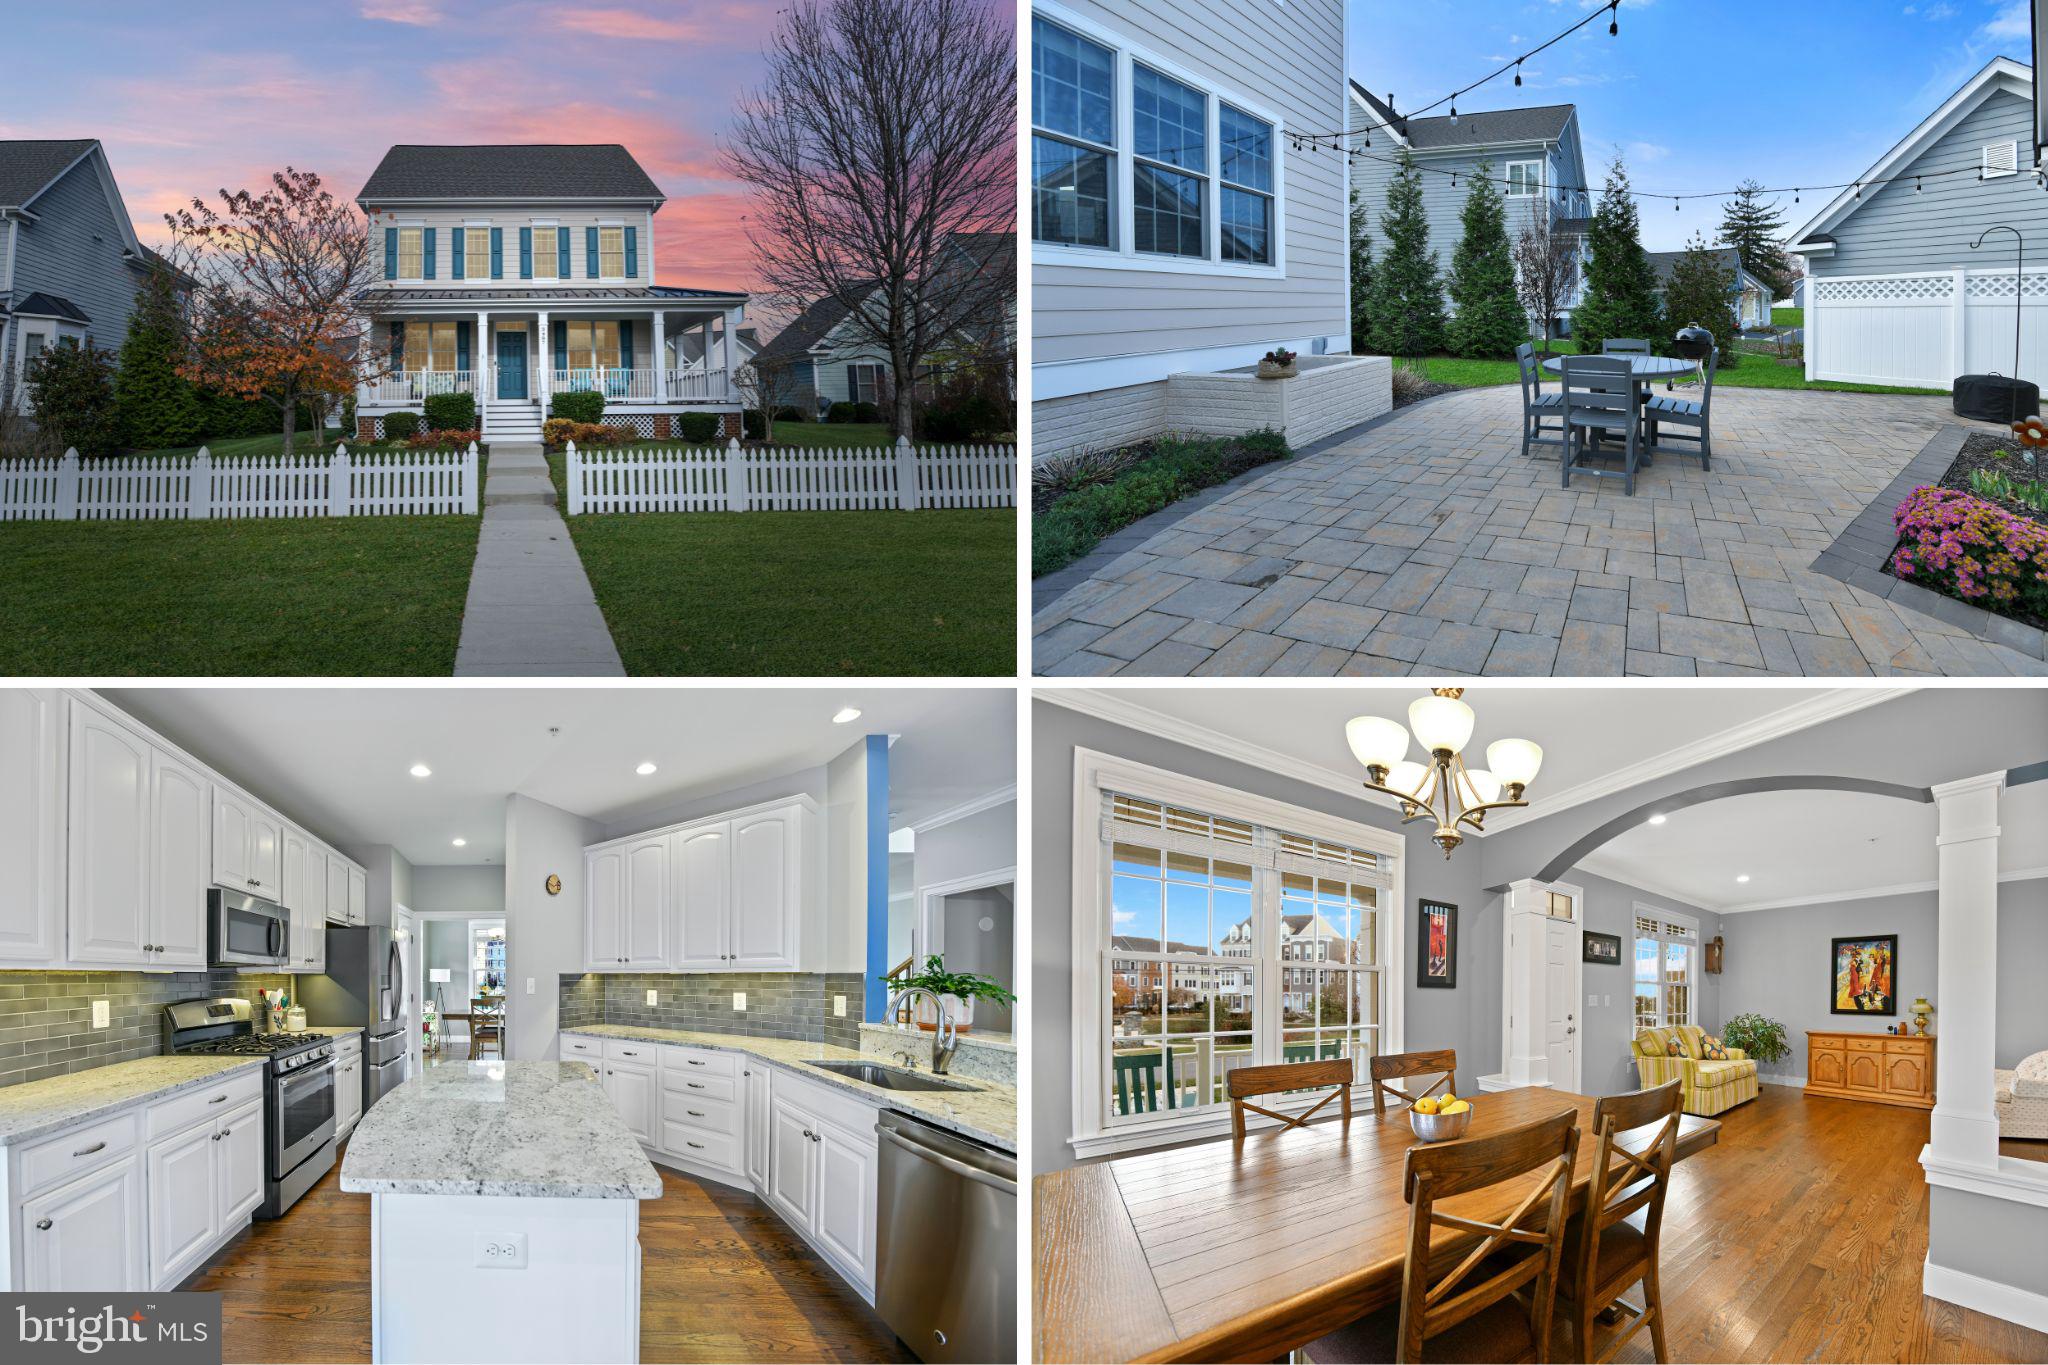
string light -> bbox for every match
[1609,0,1620,37]
[1514,60,1523,87]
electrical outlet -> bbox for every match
[473,1232,528,1268]
[645,989,658,1007]
[92,999,110,1029]
[525,977,535,995]
[1586,992,1596,1007]
[833,995,847,1018]
[732,991,747,1011]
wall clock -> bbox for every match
[545,874,562,896]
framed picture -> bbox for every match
[1830,934,1898,1015]
[1416,900,1457,989]
[1582,930,1622,965]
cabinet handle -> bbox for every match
[686,1141,705,1150]
[209,1094,227,1105]
[72,1141,107,1157]
[36,1218,52,1231]
[686,1082,704,1090]
[686,1059,705,1066]
[687,1110,706,1118]
[811,1132,821,1144]
[621,1050,638,1057]
[801,1128,813,1139]
[212,1132,224,1142]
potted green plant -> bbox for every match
[1256,347,1299,380]
[1720,1012,1791,1066]
[881,954,1017,1033]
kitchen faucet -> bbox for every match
[885,987,958,1075]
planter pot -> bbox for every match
[913,993,975,1032]
[1256,360,1298,380]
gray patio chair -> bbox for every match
[1601,338,1652,354]
[1643,345,1718,471]
[1559,355,1642,496]
[1516,342,1566,461]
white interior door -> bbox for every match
[1544,913,1580,1092]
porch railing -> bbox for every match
[552,367,658,401]
[364,370,475,403]
[666,367,731,401]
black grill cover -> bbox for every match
[1672,325,1714,360]
[1953,373,2040,422]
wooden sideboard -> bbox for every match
[1804,1030,1935,1109]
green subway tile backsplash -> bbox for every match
[0,968,294,1089]
[559,971,868,1049]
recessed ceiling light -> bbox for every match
[409,764,432,778]
[452,838,467,847]
[1736,874,1750,883]
[1647,813,1667,825]
[832,706,862,724]
[635,761,657,776]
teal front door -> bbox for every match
[496,331,528,399]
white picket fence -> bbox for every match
[0,444,478,521]
[565,437,1015,515]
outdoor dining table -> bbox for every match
[1031,1085,1719,1364]
[1541,353,1697,461]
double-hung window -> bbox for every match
[598,226,626,279]
[396,227,424,280]
[1131,64,1206,258]
[1032,16,1116,249]
[562,321,621,371]
[1633,909,1697,1032]
[846,363,883,405]
[403,321,459,373]
[1506,160,1544,198]
[464,226,491,280]
[532,224,559,280]
[1219,105,1274,264]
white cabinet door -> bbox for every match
[324,854,350,926]
[146,1123,219,1289]
[298,848,328,974]
[0,688,65,968]
[742,1063,771,1190]
[211,790,253,893]
[730,810,797,969]
[247,810,282,899]
[21,1156,143,1293]
[147,750,210,970]
[335,1055,363,1137]
[215,1101,265,1228]
[602,1060,657,1145]
[765,1097,818,1232]
[586,847,625,969]
[813,1119,877,1296]
[623,836,669,969]
[68,704,152,968]
[347,865,367,925]
[672,822,730,970]
[281,828,310,913]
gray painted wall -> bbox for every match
[1563,868,1721,1096]
[1929,1184,2048,1299]
[409,864,505,914]
[942,886,1016,1034]
[503,793,598,1061]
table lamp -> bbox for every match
[1911,996,1933,1036]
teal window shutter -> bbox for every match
[384,228,397,280]
[587,226,600,279]
[423,228,436,280]
[450,228,464,279]
[553,322,567,373]
[519,227,533,279]
[625,227,638,278]
[490,228,504,280]
[389,321,405,369]
[558,227,570,275]
[620,320,634,371]
[456,321,471,373]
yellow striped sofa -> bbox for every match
[1632,1024,1759,1116]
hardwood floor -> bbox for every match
[183,1143,911,1364]
[2000,1135,2048,1164]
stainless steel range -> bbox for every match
[163,998,336,1219]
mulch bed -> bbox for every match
[1935,431,2048,530]
[1393,378,1458,408]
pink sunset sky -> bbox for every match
[5,1,1009,307]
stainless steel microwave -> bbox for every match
[209,887,289,968]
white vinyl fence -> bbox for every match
[1808,267,2048,390]
[566,437,1015,515]
[0,444,478,522]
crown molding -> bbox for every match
[1572,852,1720,912]
[909,784,1016,835]
[1715,864,2048,915]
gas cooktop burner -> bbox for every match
[183,1033,324,1055]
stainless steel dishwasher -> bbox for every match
[874,1110,1016,1364]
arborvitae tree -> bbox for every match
[1719,179,1792,301]
[1349,185,1374,351]
[1444,162,1526,357]
[24,339,120,456]
[114,268,204,450]
[1572,152,1664,352]
[1366,150,1445,356]
[1662,233,1742,366]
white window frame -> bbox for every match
[1983,140,2020,179]
[846,361,883,405]
[597,221,627,283]
[11,318,65,411]
[1030,14,1119,254]
[461,221,493,281]
[395,224,425,281]
[1030,0,1287,280]
[530,218,561,283]
[1506,159,1545,198]
[1069,747,1403,1159]
[1632,904,1699,1034]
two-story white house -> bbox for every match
[353,143,749,443]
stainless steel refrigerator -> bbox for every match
[298,924,410,1115]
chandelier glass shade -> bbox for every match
[1345,689,1543,857]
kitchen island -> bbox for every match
[340,1060,661,1364]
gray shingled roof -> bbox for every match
[358,145,664,202]
[1646,247,1746,286]
[0,139,98,210]
[752,292,868,367]
[1349,82,1402,134]
[1388,103,1575,150]
[13,292,90,323]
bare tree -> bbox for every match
[739,346,806,446]
[723,0,1013,440]
[1512,212,1580,352]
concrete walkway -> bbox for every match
[453,443,625,677]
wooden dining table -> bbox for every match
[1032,1086,1719,1364]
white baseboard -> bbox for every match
[1924,1259,2048,1335]
[1759,1073,1808,1089]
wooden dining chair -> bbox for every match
[1226,1058,1353,1141]
[470,1017,503,1060]
[1555,1079,1683,1364]
[1305,1109,1582,1363]
[1370,1048,1458,1117]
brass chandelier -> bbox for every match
[1345,689,1544,858]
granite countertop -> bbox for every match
[859,1021,1016,1052]
[296,1026,363,1039]
[340,1060,662,1199]
[0,1056,266,1147]
[562,1025,1017,1153]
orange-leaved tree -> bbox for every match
[166,168,373,457]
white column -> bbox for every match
[722,308,741,396]
[1951,268,1969,381]
[651,311,666,400]
[1926,770,2005,1171]
[475,310,490,400]
[537,311,550,405]
[1502,879,1553,1089]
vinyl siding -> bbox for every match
[360,202,654,291]
[1031,0,1348,370]
[814,346,892,405]
[1811,86,2048,277]
[5,151,148,357]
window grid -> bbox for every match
[397,227,423,280]
[1633,912,1696,1033]
[402,321,459,373]
[1131,64,1206,259]
[464,227,491,280]
[1031,16,1117,251]
[1219,104,1273,265]
[533,230,558,279]
[1507,160,1544,198]
[599,226,626,278]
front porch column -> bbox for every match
[475,310,490,401]
[1926,770,2006,1171]
[537,311,551,407]
[651,311,667,400]
[1501,879,1555,1089]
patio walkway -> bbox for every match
[1033,385,2047,677]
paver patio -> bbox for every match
[1032,385,2048,677]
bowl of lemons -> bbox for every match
[1407,1093,1473,1142]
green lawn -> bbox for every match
[0,516,479,674]
[1772,306,1804,328]
[1407,339,1945,397]
[120,429,347,459]
[565,510,1015,675]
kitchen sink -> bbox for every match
[810,1061,974,1092]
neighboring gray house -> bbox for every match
[1348,86,1592,336]
[1,140,172,414]
[1789,56,2048,388]
[1645,248,1775,331]
[1031,0,1372,459]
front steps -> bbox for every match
[483,400,544,445]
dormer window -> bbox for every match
[396,227,424,280]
